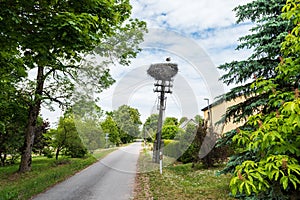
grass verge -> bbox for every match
[0,148,116,200]
[134,149,234,200]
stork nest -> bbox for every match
[147,63,178,81]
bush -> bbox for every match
[162,125,178,139]
[65,144,87,158]
[163,139,174,146]
[192,122,230,168]
[177,143,197,164]
[42,148,53,158]
[163,140,181,159]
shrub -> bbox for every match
[163,140,181,159]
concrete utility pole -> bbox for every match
[147,59,178,164]
[153,80,172,163]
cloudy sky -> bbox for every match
[42,0,254,125]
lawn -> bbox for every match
[134,149,234,200]
[0,148,116,200]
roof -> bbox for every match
[179,119,198,129]
[201,98,224,111]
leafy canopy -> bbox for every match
[229,0,300,198]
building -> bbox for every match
[201,96,246,135]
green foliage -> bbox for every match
[112,105,142,143]
[101,116,121,146]
[194,115,203,125]
[142,114,158,141]
[50,114,87,159]
[163,140,181,159]
[163,117,179,126]
[218,0,292,123]
[0,0,146,172]
[217,0,293,186]
[175,123,198,163]
[32,118,51,155]
[179,117,188,124]
[162,125,179,139]
[228,1,300,198]
[191,123,230,168]
[76,118,105,152]
[0,63,28,166]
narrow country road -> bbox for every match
[32,142,142,200]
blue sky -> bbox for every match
[42,0,254,125]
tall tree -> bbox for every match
[229,1,300,198]
[0,0,146,172]
[217,0,294,175]
[112,105,142,143]
[101,116,121,146]
[219,0,292,122]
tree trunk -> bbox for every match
[19,66,44,173]
[56,147,61,160]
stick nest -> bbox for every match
[147,63,178,81]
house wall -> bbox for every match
[203,96,246,135]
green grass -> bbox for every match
[0,148,117,200]
[134,150,234,200]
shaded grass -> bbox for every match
[134,150,234,200]
[0,148,116,200]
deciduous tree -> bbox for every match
[101,116,121,146]
[0,0,146,172]
[112,105,142,143]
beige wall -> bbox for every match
[203,96,246,135]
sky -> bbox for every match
[41,0,254,126]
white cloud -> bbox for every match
[131,0,253,31]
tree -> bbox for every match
[142,114,159,141]
[76,118,104,153]
[0,0,146,172]
[194,115,203,125]
[101,116,121,146]
[227,1,300,199]
[112,105,142,143]
[162,125,179,139]
[72,101,105,152]
[217,0,294,176]
[50,114,87,160]
[179,117,188,125]
[174,122,197,163]
[163,117,178,126]
[218,0,293,122]
[0,49,28,166]
[32,117,50,155]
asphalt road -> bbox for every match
[33,142,142,200]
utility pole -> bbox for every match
[153,80,172,163]
[147,59,178,165]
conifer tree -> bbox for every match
[218,0,294,176]
[216,0,299,197]
[219,0,292,123]
[227,0,300,198]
